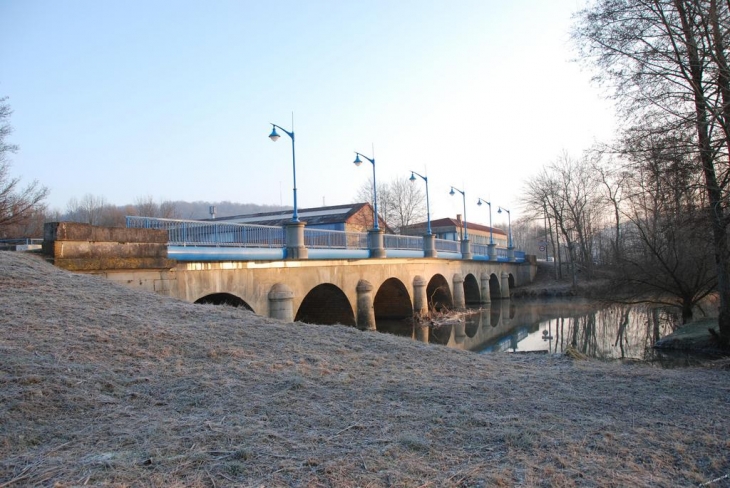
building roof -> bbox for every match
[403,217,507,236]
[213,202,391,230]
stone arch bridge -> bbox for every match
[43,223,537,332]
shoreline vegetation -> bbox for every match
[512,261,728,356]
[1,252,729,487]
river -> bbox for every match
[376,298,720,366]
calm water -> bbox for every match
[378,298,721,366]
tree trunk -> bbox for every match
[675,0,730,344]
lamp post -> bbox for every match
[450,186,472,260]
[353,151,379,231]
[268,121,299,222]
[269,118,307,259]
[476,198,493,244]
[410,170,436,258]
[497,206,512,248]
[478,197,497,261]
[498,206,514,262]
[409,171,431,235]
[449,186,468,240]
[354,150,385,258]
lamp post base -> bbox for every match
[285,221,308,260]
[423,234,437,258]
[460,239,472,260]
[368,229,386,258]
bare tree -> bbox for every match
[613,131,716,323]
[354,176,425,233]
[65,194,125,226]
[522,152,605,285]
[573,0,730,342]
[0,97,49,237]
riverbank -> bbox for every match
[516,262,729,355]
[1,252,729,487]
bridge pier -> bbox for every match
[452,274,465,310]
[268,283,294,322]
[480,272,491,304]
[412,276,428,316]
[356,279,376,331]
[501,272,511,299]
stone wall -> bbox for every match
[43,222,175,272]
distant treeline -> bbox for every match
[3,195,291,239]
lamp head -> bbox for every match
[477,199,482,206]
[449,187,455,196]
[498,207,502,214]
[268,126,280,142]
[409,172,416,183]
[353,154,362,166]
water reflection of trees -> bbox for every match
[536,303,683,359]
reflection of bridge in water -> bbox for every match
[428,300,542,352]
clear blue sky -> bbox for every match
[0,0,614,225]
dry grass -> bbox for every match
[1,252,729,487]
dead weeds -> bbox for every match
[0,252,728,487]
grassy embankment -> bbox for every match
[1,252,729,487]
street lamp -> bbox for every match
[498,206,513,248]
[268,121,299,222]
[449,186,468,240]
[476,198,494,245]
[409,171,431,235]
[353,151,379,231]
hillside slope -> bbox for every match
[1,252,728,487]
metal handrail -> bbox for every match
[126,216,526,261]
[383,234,423,250]
[304,228,368,249]
[126,216,285,248]
[434,238,460,253]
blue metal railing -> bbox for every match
[434,238,460,253]
[125,216,525,262]
[304,228,368,249]
[126,216,285,248]
[383,234,423,250]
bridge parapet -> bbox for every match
[43,222,175,271]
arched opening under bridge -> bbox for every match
[464,273,480,308]
[489,274,501,300]
[195,293,254,312]
[373,278,412,337]
[295,283,355,326]
[426,274,453,312]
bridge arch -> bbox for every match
[489,273,501,300]
[464,273,480,307]
[426,274,453,312]
[194,293,254,312]
[295,283,355,326]
[373,277,412,336]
